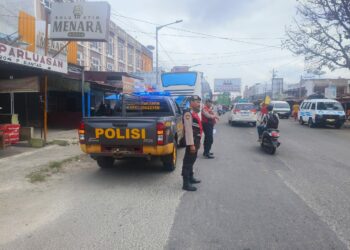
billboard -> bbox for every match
[50,1,110,41]
[214,78,241,92]
[272,78,283,99]
[325,86,336,99]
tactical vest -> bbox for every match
[191,111,202,139]
[201,106,214,124]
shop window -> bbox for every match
[127,44,134,65]
[118,62,125,72]
[136,50,141,69]
[77,51,85,66]
[91,57,101,71]
[90,42,101,52]
[107,36,114,58]
[107,63,114,71]
[118,38,125,61]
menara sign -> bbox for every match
[50,1,110,42]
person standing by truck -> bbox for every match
[201,99,218,159]
[181,95,202,191]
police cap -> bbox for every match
[189,95,201,102]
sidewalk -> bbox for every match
[0,128,82,192]
[0,128,80,160]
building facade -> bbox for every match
[0,0,153,129]
[284,78,350,100]
[76,21,153,73]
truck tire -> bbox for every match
[308,118,315,128]
[96,156,114,168]
[162,142,177,172]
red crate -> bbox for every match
[0,124,20,132]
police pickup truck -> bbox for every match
[78,93,184,171]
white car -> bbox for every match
[270,101,291,119]
[228,103,257,127]
[298,98,346,128]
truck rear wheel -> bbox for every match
[96,156,114,168]
[162,142,177,172]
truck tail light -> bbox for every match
[156,122,165,145]
[78,121,85,143]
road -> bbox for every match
[1,116,350,249]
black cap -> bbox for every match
[189,95,201,101]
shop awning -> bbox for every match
[0,76,39,93]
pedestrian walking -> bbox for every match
[201,99,218,159]
[181,95,202,191]
[292,102,300,121]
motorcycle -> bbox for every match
[260,129,281,155]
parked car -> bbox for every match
[270,101,291,119]
[228,103,257,127]
[298,98,346,128]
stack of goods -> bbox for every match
[0,124,21,145]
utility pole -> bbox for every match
[271,68,277,99]
[299,75,302,100]
[43,4,49,143]
[155,20,183,87]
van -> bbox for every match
[270,101,291,119]
[298,99,346,128]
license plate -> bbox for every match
[326,119,335,122]
[241,112,249,116]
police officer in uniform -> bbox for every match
[181,95,202,191]
[201,99,218,159]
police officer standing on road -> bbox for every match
[201,99,218,159]
[181,95,202,192]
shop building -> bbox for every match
[0,0,153,131]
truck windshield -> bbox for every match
[95,95,173,117]
[317,102,343,111]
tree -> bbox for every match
[283,0,350,72]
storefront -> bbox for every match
[0,42,68,132]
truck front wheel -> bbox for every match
[162,143,177,172]
[96,156,114,168]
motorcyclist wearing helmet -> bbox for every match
[257,104,279,141]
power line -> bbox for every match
[112,13,282,48]
[159,47,278,62]
[123,29,283,40]
[112,11,176,69]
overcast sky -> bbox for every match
[107,0,350,90]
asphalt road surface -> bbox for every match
[1,116,350,250]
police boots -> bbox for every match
[190,174,201,184]
[183,177,197,191]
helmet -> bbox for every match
[267,104,273,111]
